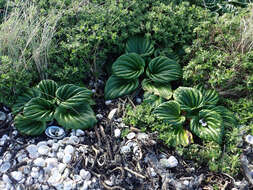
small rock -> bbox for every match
[80,169,91,180]
[96,114,103,120]
[73,175,82,183]
[0,111,6,121]
[38,145,50,155]
[52,143,60,151]
[148,167,157,177]
[68,136,79,144]
[105,100,112,105]
[46,158,58,169]
[76,129,85,136]
[127,132,136,140]
[34,158,46,167]
[48,172,62,185]
[120,145,131,154]
[26,144,38,155]
[64,145,75,155]
[160,156,178,168]
[0,162,11,173]
[58,163,67,174]
[11,171,23,182]
[108,108,117,120]
[2,174,11,183]
[63,154,72,164]
[114,129,121,138]
[47,140,55,146]
[136,98,142,104]
[37,141,47,147]
[26,176,33,186]
[245,135,253,145]
[92,89,96,93]
[57,151,64,160]
[31,171,40,179]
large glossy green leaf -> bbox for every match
[209,106,237,129]
[154,101,186,126]
[112,53,145,79]
[14,114,46,136]
[56,84,93,109]
[55,104,97,130]
[146,56,182,83]
[37,80,58,101]
[160,126,193,147]
[104,75,139,100]
[190,109,223,143]
[23,97,55,121]
[12,88,41,114]
[195,85,219,106]
[142,79,172,100]
[173,87,204,112]
[125,36,154,57]
[143,92,165,107]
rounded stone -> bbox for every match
[127,132,136,140]
[0,162,11,173]
[63,155,72,164]
[105,100,112,105]
[64,145,75,155]
[75,129,85,137]
[136,98,142,104]
[0,111,6,122]
[38,145,50,155]
[160,156,178,168]
[68,136,79,144]
[114,129,121,138]
[245,135,253,145]
[26,144,38,155]
[57,151,64,160]
[120,145,131,154]
[2,174,11,183]
[11,171,23,181]
[34,158,46,167]
[80,169,91,180]
[52,143,60,151]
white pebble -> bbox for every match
[11,171,23,181]
[96,114,103,120]
[64,145,75,154]
[136,98,142,104]
[245,135,253,145]
[31,171,40,179]
[68,136,79,144]
[38,145,50,155]
[80,169,91,180]
[127,132,136,140]
[105,100,112,105]
[52,143,60,151]
[34,158,46,167]
[63,155,72,164]
[58,163,67,174]
[114,129,121,138]
[47,139,55,146]
[25,176,33,186]
[46,158,58,169]
[108,108,117,120]
[160,156,178,168]
[75,129,85,136]
[26,144,38,155]
[0,162,11,173]
[2,174,11,183]
[57,151,64,160]
[37,141,47,147]
[120,145,131,154]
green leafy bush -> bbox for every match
[105,37,182,100]
[183,9,253,98]
[13,80,97,136]
[154,86,236,146]
[48,1,210,82]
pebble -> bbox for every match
[2,174,11,183]
[34,158,46,167]
[11,171,23,181]
[127,132,136,140]
[57,151,64,160]
[108,108,117,120]
[120,145,131,154]
[76,129,85,136]
[96,114,103,120]
[114,129,121,138]
[26,144,38,155]
[245,135,253,145]
[68,136,79,144]
[0,162,11,173]
[52,143,60,151]
[0,111,6,121]
[105,100,112,105]
[46,158,58,169]
[136,98,142,104]
[160,156,178,168]
[63,154,72,164]
[37,141,47,147]
[47,139,55,146]
[64,145,75,154]
[38,145,50,155]
[58,163,67,174]
[80,169,91,180]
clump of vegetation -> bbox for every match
[104,36,182,100]
[13,80,96,136]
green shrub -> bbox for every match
[13,80,97,136]
[183,9,253,98]
[48,1,210,82]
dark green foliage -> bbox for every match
[13,80,97,136]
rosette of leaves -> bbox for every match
[105,36,182,100]
[13,80,97,136]
[153,86,236,146]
